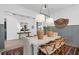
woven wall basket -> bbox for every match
[54,18,69,28]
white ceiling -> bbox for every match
[19,4,76,15]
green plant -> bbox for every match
[47,26,53,31]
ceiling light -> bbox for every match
[35,14,45,22]
[46,18,54,26]
[46,18,53,24]
[35,4,54,24]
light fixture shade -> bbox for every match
[46,18,53,24]
[46,18,54,26]
[35,14,45,22]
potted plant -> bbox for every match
[45,18,54,37]
[47,26,53,37]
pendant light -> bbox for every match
[46,17,54,26]
[45,5,53,25]
[35,14,45,22]
[35,4,53,23]
[46,18,54,24]
[35,4,46,22]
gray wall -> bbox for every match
[53,25,79,47]
[0,24,4,49]
[44,25,79,47]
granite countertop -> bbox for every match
[0,39,24,53]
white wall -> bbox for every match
[51,5,79,25]
[0,4,37,40]
[2,4,79,40]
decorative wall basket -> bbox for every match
[54,18,69,28]
[37,29,44,39]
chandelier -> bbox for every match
[35,4,53,24]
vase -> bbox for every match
[47,31,53,37]
[37,29,44,39]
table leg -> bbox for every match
[31,44,34,55]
